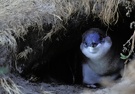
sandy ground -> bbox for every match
[1,72,135,94]
[5,74,93,94]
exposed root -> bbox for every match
[16,46,33,60]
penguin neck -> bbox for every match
[87,46,114,65]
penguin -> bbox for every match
[80,28,123,88]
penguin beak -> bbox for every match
[91,43,98,47]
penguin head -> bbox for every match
[80,28,112,59]
[82,28,105,48]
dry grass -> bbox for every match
[0,0,130,58]
[0,76,23,94]
[0,0,130,41]
[99,0,120,25]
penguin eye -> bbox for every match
[101,38,105,43]
[83,42,88,47]
[99,35,105,42]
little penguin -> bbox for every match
[80,28,123,88]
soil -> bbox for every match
[1,73,135,94]
[5,74,95,94]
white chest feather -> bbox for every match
[80,37,113,74]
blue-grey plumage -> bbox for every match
[84,32,102,47]
[80,28,123,88]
